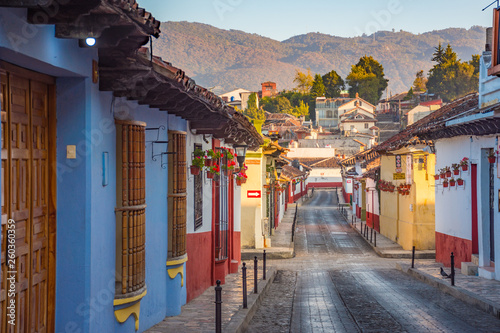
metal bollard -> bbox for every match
[263,250,267,280]
[450,252,455,286]
[370,228,373,243]
[352,215,353,225]
[254,256,258,294]
[374,231,377,247]
[411,246,415,268]
[215,280,222,333]
[242,263,247,309]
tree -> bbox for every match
[431,42,445,64]
[413,70,427,92]
[346,56,388,105]
[403,87,414,101]
[310,74,325,98]
[322,70,345,98]
[291,100,309,119]
[260,95,292,114]
[427,43,477,102]
[293,68,314,94]
[243,92,265,120]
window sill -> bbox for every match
[215,258,228,264]
[488,64,500,77]
[113,286,147,306]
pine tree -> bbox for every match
[322,70,344,98]
[310,74,325,98]
[432,42,445,64]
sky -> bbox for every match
[138,0,493,41]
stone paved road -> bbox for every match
[247,189,500,333]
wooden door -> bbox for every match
[0,63,55,333]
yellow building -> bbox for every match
[376,139,436,250]
[240,140,287,249]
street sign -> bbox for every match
[393,173,406,180]
[247,190,261,198]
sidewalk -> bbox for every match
[146,265,276,333]
[337,193,500,319]
[147,199,301,332]
[241,203,297,260]
[337,194,434,259]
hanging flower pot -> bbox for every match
[440,173,445,179]
[488,156,496,164]
[205,158,213,167]
[434,175,439,181]
[461,164,468,171]
[446,170,452,177]
[457,178,464,186]
[453,169,460,176]
[443,181,449,188]
[190,165,201,175]
[207,171,214,179]
[450,179,456,187]
[236,178,243,186]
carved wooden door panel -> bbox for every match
[1,63,54,333]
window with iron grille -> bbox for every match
[214,148,229,260]
[194,143,203,231]
[168,131,187,258]
[115,120,146,296]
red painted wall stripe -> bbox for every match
[435,231,471,268]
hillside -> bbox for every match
[154,22,486,94]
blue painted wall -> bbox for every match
[0,7,188,332]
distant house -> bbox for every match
[260,81,278,98]
[339,107,378,136]
[219,88,258,110]
[407,104,441,125]
[315,93,376,129]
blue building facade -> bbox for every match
[0,2,262,332]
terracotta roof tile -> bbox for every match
[375,93,478,152]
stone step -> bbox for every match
[478,266,496,280]
[461,262,478,276]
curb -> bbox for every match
[343,211,435,259]
[241,249,294,260]
[396,262,500,319]
[223,268,277,333]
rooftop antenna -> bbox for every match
[482,0,499,11]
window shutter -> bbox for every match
[116,120,146,295]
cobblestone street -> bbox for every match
[247,189,500,333]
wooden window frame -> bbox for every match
[115,120,147,297]
[168,131,187,259]
[489,8,500,76]
[194,143,203,231]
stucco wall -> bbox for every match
[435,135,500,276]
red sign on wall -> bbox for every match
[247,190,261,198]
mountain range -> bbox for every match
[154,22,486,95]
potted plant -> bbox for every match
[457,178,464,186]
[190,151,205,175]
[443,179,449,188]
[207,163,220,179]
[434,174,440,181]
[224,149,234,160]
[452,163,460,175]
[206,149,222,164]
[440,168,446,179]
[444,166,451,178]
[460,157,469,171]
[449,177,456,187]
[235,172,247,186]
[488,150,497,164]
